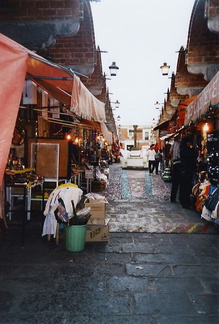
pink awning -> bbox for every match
[0,35,28,185]
[0,34,106,184]
[184,71,219,125]
[100,122,113,145]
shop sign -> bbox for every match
[185,71,219,125]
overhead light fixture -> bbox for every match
[109,62,119,76]
[160,62,170,76]
[66,134,72,141]
[203,122,209,132]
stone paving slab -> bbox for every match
[0,231,218,323]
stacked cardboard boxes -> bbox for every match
[85,198,109,242]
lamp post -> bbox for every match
[111,100,120,105]
[160,62,170,76]
[116,115,121,141]
[154,101,164,110]
[154,101,160,109]
[109,62,119,76]
[111,99,120,109]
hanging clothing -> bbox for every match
[42,184,83,237]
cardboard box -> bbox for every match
[87,217,105,225]
[86,221,109,242]
[85,200,106,224]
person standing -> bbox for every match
[179,136,198,209]
[155,149,162,174]
[147,144,156,175]
[170,135,181,202]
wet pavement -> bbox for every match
[0,162,218,323]
[104,164,218,234]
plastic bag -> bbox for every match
[85,193,108,203]
[69,207,91,225]
[204,188,218,212]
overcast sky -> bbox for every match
[90,0,195,126]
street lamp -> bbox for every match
[109,62,119,76]
[154,101,164,109]
[111,100,120,105]
[154,101,160,109]
[160,62,170,76]
[111,99,120,109]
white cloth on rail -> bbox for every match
[42,184,83,237]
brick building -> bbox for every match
[154,0,219,180]
[0,0,117,140]
[119,125,152,151]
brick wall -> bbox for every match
[169,72,188,107]
[0,0,80,21]
[0,0,107,110]
[208,0,219,19]
[36,1,96,71]
[187,0,219,80]
[175,46,208,96]
[0,0,96,73]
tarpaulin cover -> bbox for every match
[100,122,113,145]
[71,75,105,122]
[0,35,28,185]
[0,34,107,185]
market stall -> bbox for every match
[0,34,114,232]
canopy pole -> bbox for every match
[26,75,74,81]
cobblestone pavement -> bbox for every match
[100,164,218,234]
[1,231,218,324]
[1,164,219,323]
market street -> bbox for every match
[1,163,219,324]
[104,163,218,234]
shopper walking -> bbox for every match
[155,149,162,174]
[170,135,181,202]
[147,144,156,175]
[179,136,198,209]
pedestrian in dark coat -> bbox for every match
[170,135,181,202]
[179,136,197,209]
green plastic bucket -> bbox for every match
[65,224,87,252]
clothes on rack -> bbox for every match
[42,183,83,238]
[201,186,219,224]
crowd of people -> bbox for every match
[168,135,218,216]
[169,135,197,209]
[146,135,218,215]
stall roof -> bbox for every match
[27,56,106,123]
[159,133,174,141]
[0,34,107,184]
[178,95,198,109]
[185,72,219,125]
[153,120,169,131]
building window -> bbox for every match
[144,131,149,140]
[128,129,133,137]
